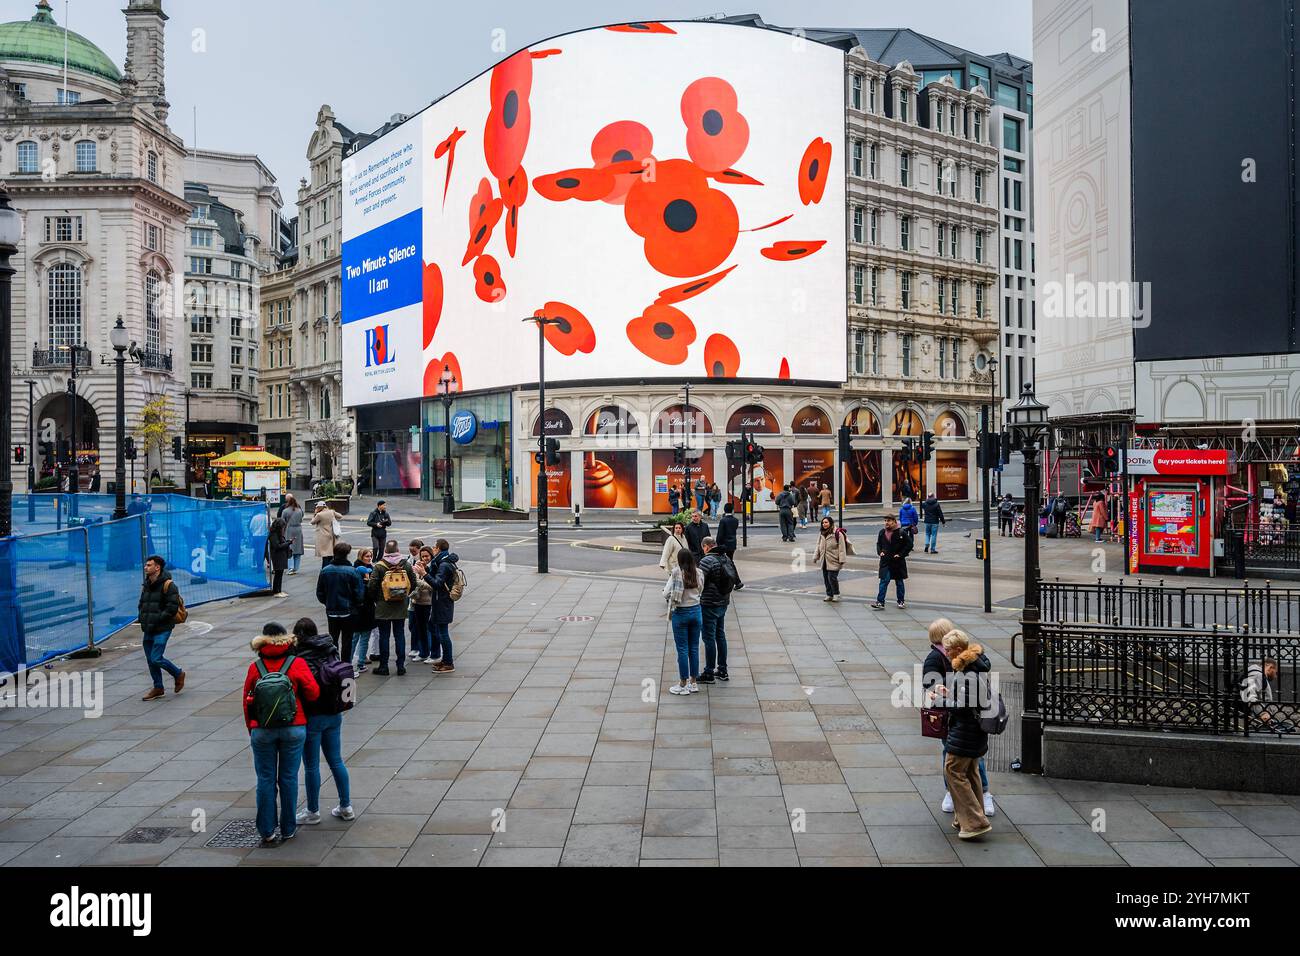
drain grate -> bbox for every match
[557,615,595,623]
[120,826,176,845]
[205,819,266,848]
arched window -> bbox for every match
[725,404,779,434]
[321,387,331,420]
[144,271,162,354]
[532,408,573,437]
[47,263,82,349]
[933,410,967,439]
[890,408,925,436]
[584,405,639,437]
[844,406,881,435]
[792,405,831,434]
[147,151,159,183]
[653,404,712,436]
[17,140,38,174]
[74,140,96,172]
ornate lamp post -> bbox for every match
[107,317,133,519]
[524,315,563,573]
[438,363,458,514]
[0,187,23,536]
[1006,381,1051,774]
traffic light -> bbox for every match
[837,425,852,461]
[57,439,70,462]
[978,431,1001,469]
[172,436,183,461]
[745,439,764,465]
[40,441,53,463]
[544,437,561,466]
[901,437,914,463]
[921,430,934,462]
[1103,445,1120,473]
[12,445,23,464]
[999,430,1013,465]
[124,436,137,461]
[672,444,685,465]
[725,439,743,463]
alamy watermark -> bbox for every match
[0,667,103,718]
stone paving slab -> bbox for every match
[1,559,1296,867]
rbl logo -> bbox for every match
[365,325,396,367]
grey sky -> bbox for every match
[23,0,1031,206]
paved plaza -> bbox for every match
[2,548,1299,867]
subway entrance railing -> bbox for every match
[1039,578,1300,635]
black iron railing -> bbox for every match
[1039,623,1298,736]
[1223,524,1300,577]
[1040,578,1300,635]
[32,343,91,369]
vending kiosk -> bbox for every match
[1123,448,1231,576]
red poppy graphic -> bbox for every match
[709,168,762,186]
[424,352,463,396]
[703,333,740,378]
[656,264,737,305]
[463,178,503,265]
[779,357,791,380]
[533,166,617,203]
[761,240,826,261]
[530,48,562,58]
[681,77,749,173]
[606,22,676,34]
[798,137,832,205]
[741,213,793,233]
[627,303,696,365]
[624,159,739,278]
[422,261,443,348]
[498,167,528,257]
[533,302,596,355]
[473,254,506,303]
[434,127,465,207]
[591,121,654,204]
[484,50,532,181]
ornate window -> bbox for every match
[147,151,159,183]
[47,263,82,349]
[17,140,38,173]
[74,140,96,172]
[145,271,163,354]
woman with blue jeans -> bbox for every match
[665,549,703,696]
[921,617,995,818]
[291,618,355,824]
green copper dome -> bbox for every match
[0,1,121,84]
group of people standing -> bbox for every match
[669,479,723,517]
[774,482,835,542]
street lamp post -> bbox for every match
[438,363,458,514]
[109,317,131,519]
[1006,381,1051,775]
[525,315,563,573]
[24,379,36,522]
[0,187,22,537]
[975,352,999,614]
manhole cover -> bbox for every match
[120,826,175,845]
[205,819,266,848]
[557,615,595,623]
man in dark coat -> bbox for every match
[714,502,742,589]
[367,500,392,555]
[425,538,460,673]
[684,510,710,558]
[137,555,185,701]
[697,536,739,684]
[776,485,796,542]
[871,515,912,609]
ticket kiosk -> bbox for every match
[1123,449,1231,576]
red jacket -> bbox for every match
[242,636,320,730]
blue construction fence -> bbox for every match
[0,494,271,673]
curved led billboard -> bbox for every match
[342,20,846,406]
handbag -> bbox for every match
[331,516,343,538]
[920,706,949,739]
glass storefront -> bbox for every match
[356,399,423,496]
[423,391,512,506]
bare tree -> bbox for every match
[307,417,351,484]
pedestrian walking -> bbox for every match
[367,499,392,555]
[242,622,320,848]
[776,484,797,541]
[350,548,376,674]
[425,538,460,672]
[311,501,340,567]
[291,618,356,826]
[871,515,912,609]
[659,521,688,574]
[281,494,305,574]
[664,549,703,695]
[819,482,834,519]
[316,542,363,656]
[697,536,738,683]
[1089,496,1108,543]
[224,505,245,571]
[137,555,186,702]
[921,494,945,553]
[899,497,919,541]
[997,494,1015,537]
[939,629,993,840]
[708,481,722,518]
[268,515,292,596]
[923,618,995,818]
[367,541,419,676]
[410,545,437,663]
[693,476,709,513]
[684,509,710,559]
[715,502,743,589]
[793,483,806,529]
[814,516,853,602]
[249,506,270,576]
[668,484,681,515]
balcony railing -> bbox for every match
[138,348,173,371]
[32,343,91,369]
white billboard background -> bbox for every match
[344,21,845,406]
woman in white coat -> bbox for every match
[310,501,340,567]
[659,521,688,575]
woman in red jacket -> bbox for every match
[243,622,320,847]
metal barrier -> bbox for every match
[1223,524,1300,578]
[1038,622,1298,737]
[1039,578,1300,635]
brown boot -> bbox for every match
[174,671,186,693]
[142,687,165,702]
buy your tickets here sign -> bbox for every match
[1123,449,1231,476]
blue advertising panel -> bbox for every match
[342,207,423,325]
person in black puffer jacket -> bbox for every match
[697,537,738,684]
[291,618,354,825]
[425,539,460,673]
[941,629,992,840]
[922,619,995,819]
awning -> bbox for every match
[209,450,290,468]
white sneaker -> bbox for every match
[687,681,700,693]
[408,651,421,660]
[983,793,996,817]
[669,684,690,695]
[422,657,438,664]
[274,592,290,598]
[331,805,355,821]
[941,792,954,813]
[295,808,321,825]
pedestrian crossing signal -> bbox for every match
[12,445,23,464]
[544,437,561,466]
[1103,445,1120,473]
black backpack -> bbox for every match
[713,556,737,598]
